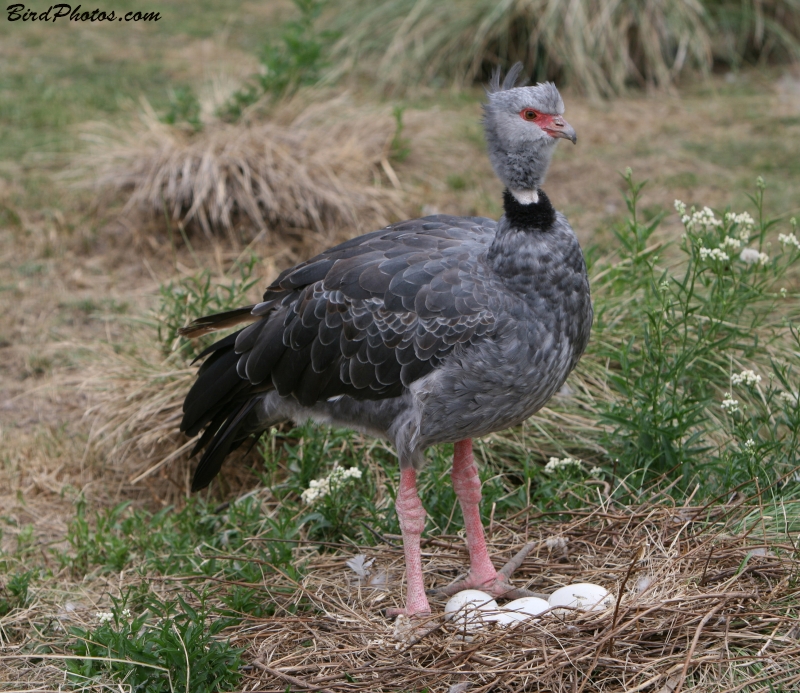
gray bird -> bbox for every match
[178,64,591,618]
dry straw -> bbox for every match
[77,96,404,240]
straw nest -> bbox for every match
[78,97,405,239]
[219,500,799,693]
[7,499,796,691]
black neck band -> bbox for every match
[502,188,556,231]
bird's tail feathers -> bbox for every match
[190,398,262,491]
[178,305,258,339]
[179,327,271,491]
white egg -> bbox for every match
[489,610,530,627]
[548,583,613,612]
[503,596,550,617]
[444,590,498,630]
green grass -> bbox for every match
[66,590,244,693]
[156,253,260,359]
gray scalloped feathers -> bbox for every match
[181,216,505,489]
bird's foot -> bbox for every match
[429,573,536,599]
[391,612,440,644]
[428,541,544,600]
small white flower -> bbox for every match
[682,205,722,233]
[659,279,670,293]
[300,478,327,504]
[301,466,363,504]
[725,211,755,229]
[96,612,114,624]
[723,211,755,242]
[778,392,799,407]
[121,608,131,620]
[781,287,788,298]
[720,236,741,251]
[758,252,769,266]
[779,232,800,249]
[721,393,740,414]
[544,457,583,474]
[699,247,729,262]
[674,200,686,216]
[740,248,761,265]
[590,466,604,478]
[731,369,761,387]
[743,439,756,455]
[756,175,766,190]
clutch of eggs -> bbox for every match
[444,583,612,630]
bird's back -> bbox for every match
[180,214,505,487]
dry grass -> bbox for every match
[327,0,800,97]
[327,0,712,97]
[76,96,405,241]
[80,344,197,491]
[4,498,798,691]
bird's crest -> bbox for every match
[488,62,526,93]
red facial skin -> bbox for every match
[519,109,576,142]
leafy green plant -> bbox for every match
[0,569,34,616]
[58,499,133,576]
[67,591,242,693]
[219,0,335,120]
[260,424,389,543]
[591,171,800,495]
[389,106,411,163]
[54,496,304,581]
[160,85,202,132]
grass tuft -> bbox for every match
[75,97,404,240]
[325,0,800,96]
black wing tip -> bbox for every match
[189,399,260,492]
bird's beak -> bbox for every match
[545,116,577,144]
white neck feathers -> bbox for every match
[510,189,539,205]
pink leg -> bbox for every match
[433,439,537,599]
[451,439,499,587]
[387,467,431,617]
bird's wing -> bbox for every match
[180,215,499,437]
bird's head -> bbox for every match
[483,63,576,203]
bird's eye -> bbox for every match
[521,109,538,121]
